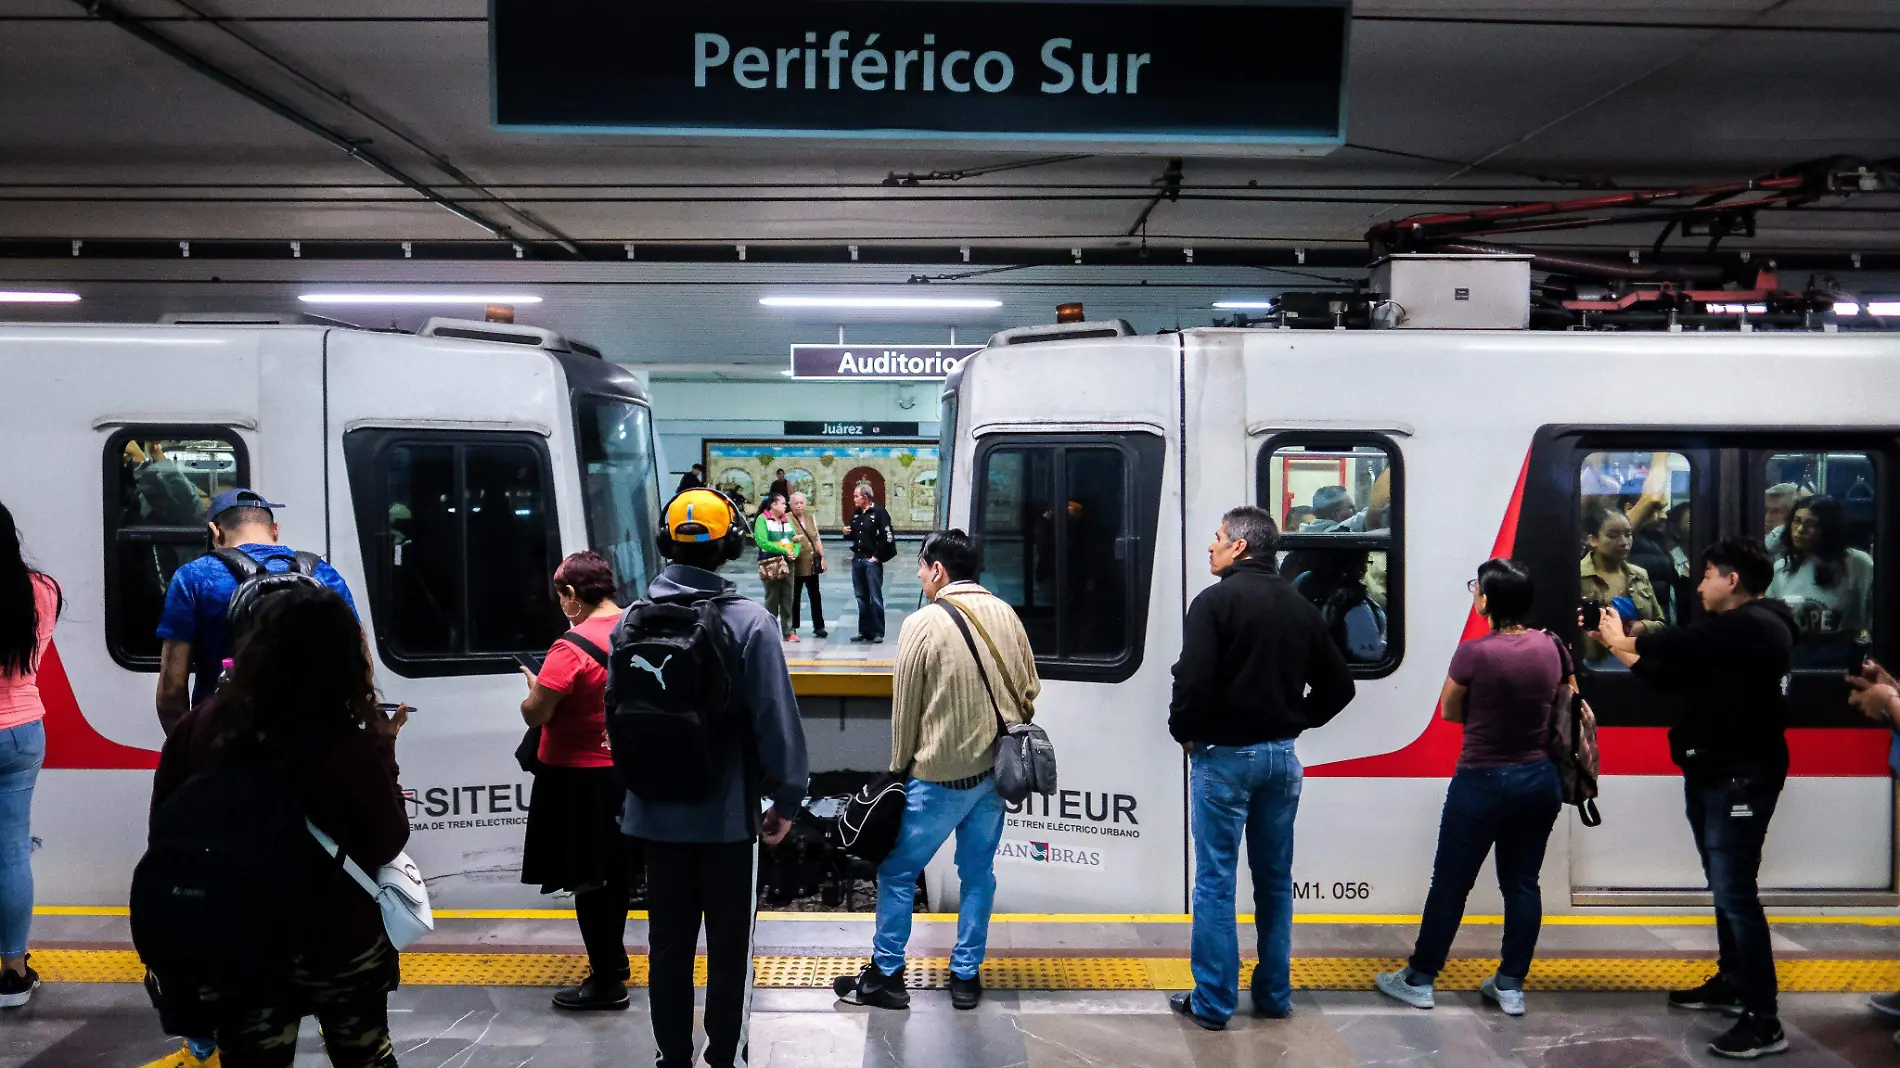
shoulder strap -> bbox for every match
[559,630,611,670]
[1545,629,1576,680]
[937,599,1006,737]
[943,595,1029,722]
[291,551,324,577]
[211,547,263,581]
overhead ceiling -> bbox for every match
[2,0,1898,255]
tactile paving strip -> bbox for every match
[30,950,1900,992]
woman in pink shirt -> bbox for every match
[0,501,60,1008]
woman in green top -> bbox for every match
[754,493,802,641]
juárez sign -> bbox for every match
[491,0,1349,151]
[790,344,982,381]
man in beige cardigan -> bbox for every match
[833,529,1039,1012]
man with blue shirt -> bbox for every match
[154,488,355,731]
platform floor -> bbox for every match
[13,911,1900,1067]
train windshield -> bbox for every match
[575,395,664,602]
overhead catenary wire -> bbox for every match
[152,0,582,255]
[67,0,543,252]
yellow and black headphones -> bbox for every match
[655,487,750,562]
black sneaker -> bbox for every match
[552,972,630,1011]
[1668,973,1743,1014]
[1169,992,1226,1032]
[1871,990,1900,1022]
[0,957,38,1009]
[833,963,910,1009]
[949,973,982,1011]
[1709,1013,1788,1060]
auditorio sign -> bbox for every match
[491,0,1348,152]
[790,344,983,381]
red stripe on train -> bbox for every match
[1307,453,1889,779]
[38,641,161,770]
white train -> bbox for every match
[2,318,664,907]
[11,313,1899,918]
[931,320,1900,915]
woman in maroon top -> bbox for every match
[1377,558,1569,1018]
[518,551,634,1011]
[150,584,409,1068]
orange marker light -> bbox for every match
[486,303,516,323]
[1056,302,1085,323]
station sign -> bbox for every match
[789,343,982,381]
[785,421,921,437]
[490,0,1348,152]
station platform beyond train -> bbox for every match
[14,908,1900,1068]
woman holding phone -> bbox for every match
[518,551,634,1012]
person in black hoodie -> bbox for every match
[1593,536,1795,1061]
[1167,506,1354,1031]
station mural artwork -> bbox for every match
[703,439,939,531]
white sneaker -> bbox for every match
[1481,975,1526,1016]
[1375,970,1435,1010]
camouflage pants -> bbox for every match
[206,941,398,1068]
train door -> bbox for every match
[1516,428,1896,901]
[325,332,573,905]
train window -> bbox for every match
[1577,451,1696,668]
[576,397,663,603]
[102,429,247,669]
[973,433,1164,682]
[1760,450,1877,670]
[1261,436,1402,675]
[346,430,565,675]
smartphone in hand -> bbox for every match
[513,652,544,674]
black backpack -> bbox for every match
[213,548,327,638]
[606,592,746,801]
[130,754,312,995]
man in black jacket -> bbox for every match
[1167,506,1354,1030]
[1594,537,1795,1061]
[844,481,896,643]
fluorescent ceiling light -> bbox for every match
[1870,301,1900,316]
[298,293,543,305]
[759,296,1001,310]
[0,291,80,303]
[1212,300,1275,310]
[1707,302,1768,315]
[1834,301,1862,316]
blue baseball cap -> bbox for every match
[208,488,285,521]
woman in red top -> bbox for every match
[518,551,634,1011]
[0,501,60,1008]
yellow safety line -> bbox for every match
[29,949,1900,993]
[37,906,1900,925]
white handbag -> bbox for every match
[306,820,435,950]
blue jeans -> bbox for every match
[0,720,45,960]
[1188,740,1300,1023]
[1685,768,1784,1019]
[873,776,1005,980]
[1408,760,1562,982]
[852,557,885,640]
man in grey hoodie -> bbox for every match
[618,489,808,1068]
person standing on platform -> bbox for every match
[754,493,800,642]
[517,551,634,1011]
[846,482,896,644]
[145,488,355,1068]
[616,489,806,1068]
[832,530,1040,1012]
[1167,506,1354,1031]
[0,502,58,1009]
[675,463,706,495]
[788,491,828,639]
[768,469,791,505]
[1376,559,1566,1017]
[1593,537,1795,1061]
